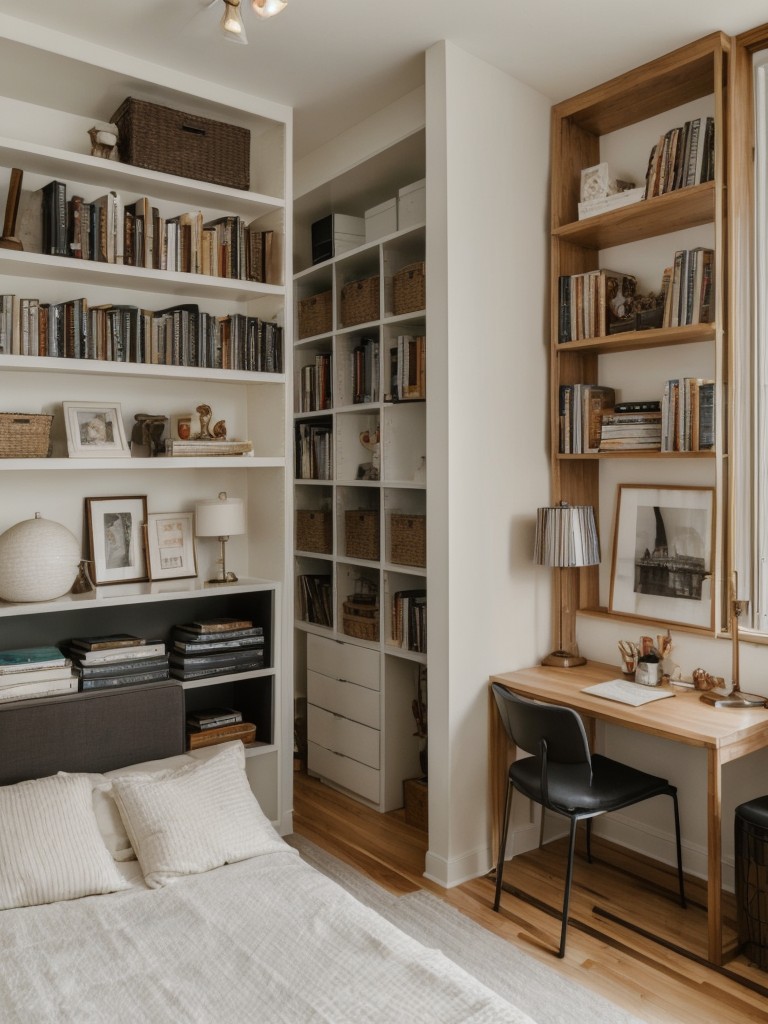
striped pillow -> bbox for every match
[111,741,285,887]
[0,773,131,910]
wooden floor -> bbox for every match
[293,772,768,1024]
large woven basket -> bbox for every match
[112,97,250,190]
[0,413,53,458]
[298,291,333,339]
[340,276,379,327]
[390,513,426,567]
[345,510,379,561]
[296,509,332,554]
[342,595,379,641]
[393,261,426,315]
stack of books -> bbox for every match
[599,401,662,452]
[186,706,257,750]
[0,646,78,702]
[168,618,265,681]
[164,439,253,457]
[64,634,169,690]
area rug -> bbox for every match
[286,835,645,1024]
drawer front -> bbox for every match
[307,634,380,690]
[308,741,380,804]
[308,704,380,769]
[307,671,380,729]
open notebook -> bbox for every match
[582,678,676,706]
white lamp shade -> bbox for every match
[534,504,599,568]
[251,0,287,17]
[195,495,246,537]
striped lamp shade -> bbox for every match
[534,503,600,568]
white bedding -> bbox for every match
[0,841,535,1024]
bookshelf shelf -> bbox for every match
[0,31,293,830]
[293,135,427,812]
[550,32,729,647]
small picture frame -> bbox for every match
[63,401,130,458]
[85,495,148,585]
[145,512,197,581]
[609,484,715,629]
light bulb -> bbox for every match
[251,0,287,17]
[221,0,248,42]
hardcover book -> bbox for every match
[69,634,147,651]
[186,707,243,730]
[185,617,253,633]
[0,647,68,670]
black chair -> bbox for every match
[491,683,686,957]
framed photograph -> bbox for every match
[85,496,148,585]
[63,401,130,458]
[609,484,715,629]
[145,512,197,581]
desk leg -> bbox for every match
[706,747,723,965]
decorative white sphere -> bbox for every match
[0,513,81,602]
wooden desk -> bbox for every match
[489,661,768,965]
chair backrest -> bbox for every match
[491,683,591,766]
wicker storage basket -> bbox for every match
[340,276,379,327]
[296,509,332,554]
[298,291,333,339]
[187,722,256,750]
[111,97,250,190]
[393,262,426,315]
[390,513,426,567]
[342,594,379,641]
[0,413,53,458]
[345,510,379,561]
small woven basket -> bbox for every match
[393,261,426,315]
[0,413,53,458]
[340,276,379,327]
[298,291,333,339]
[345,510,379,561]
[390,513,426,567]
[112,97,250,189]
[296,510,332,554]
[342,579,379,641]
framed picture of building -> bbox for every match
[609,484,715,630]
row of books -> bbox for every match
[660,248,715,328]
[388,334,426,402]
[644,116,715,199]
[352,337,379,405]
[0,295,283,373]
[661,377,716,452]
[0,646,77,702]
[391,589,427,653]
[558,269,635,342]
[295,422,333,480]
[558,384,616,454]
[298,353,333,413]
[297,573,333,627]
[168,618,265,681]
[33,181,279,283]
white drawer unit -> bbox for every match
[308,705,380,769]
[307,671,380,729]
[307,634,380,691]
[307,742,380,805]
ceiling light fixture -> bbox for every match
[220,0,248,43]
[251,0,287,17]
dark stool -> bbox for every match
[735,796,768,969]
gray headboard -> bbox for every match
[0,681,186,786]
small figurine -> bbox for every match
[357,427,380,481]
[131,413,168,457]
[88,125,119,161]
[196,404,213,439]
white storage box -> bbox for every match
[311,213,364,264]
[365,198,397,242]
[398,179,426,230]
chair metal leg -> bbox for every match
[538,806,546,848]
[585,817,592,863]
[493,780,514,912]
[558,816,578,958]
[670,790,686,908]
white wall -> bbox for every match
[424,41,551,886]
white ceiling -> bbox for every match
[4,1,768,159]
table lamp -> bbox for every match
[700,573,766,707]
[534,502,600,668]
[195,491,245,584]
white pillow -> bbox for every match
[111,741,285,887]
[0,773,130,910]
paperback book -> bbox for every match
[0,646,69,671]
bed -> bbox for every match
[0,682,534,1024]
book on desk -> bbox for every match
[582,678,676,706]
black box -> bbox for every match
[311,213,364,265]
